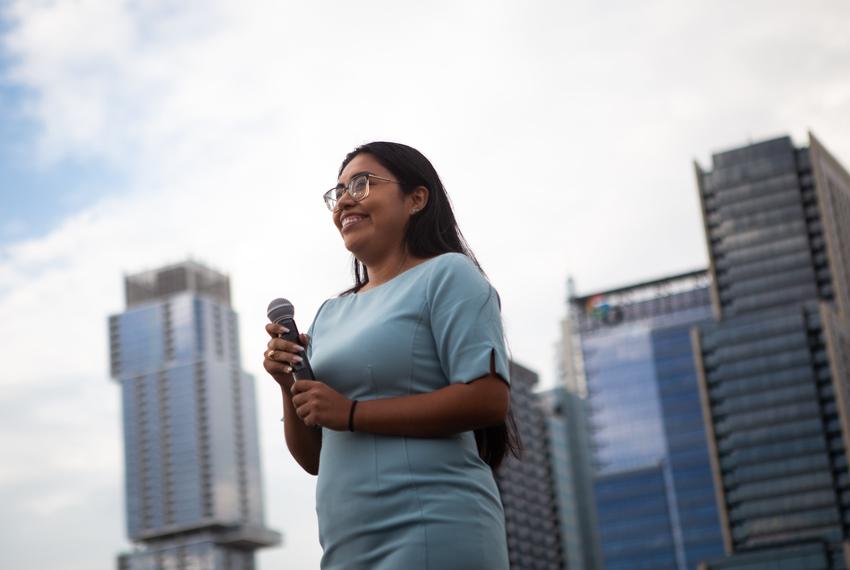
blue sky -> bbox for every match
[0,45,124,248]
[1,1,849,569]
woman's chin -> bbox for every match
[341,233,367,255]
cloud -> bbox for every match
[1,0,849,568]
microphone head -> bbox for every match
[267,298,294,324]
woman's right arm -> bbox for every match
[264,323,322,476]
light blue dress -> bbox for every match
[305,252,512,570]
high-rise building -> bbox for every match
[569,271,725,569]
[495,361,566,569]
[692,133,850,569]
[109,261,281,570]
[539,385,602,570]
[540,276,603,570]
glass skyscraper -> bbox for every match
[109,261,280,570]
[569,271,725,569]
[692,133,850,569]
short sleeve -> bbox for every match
[305,299,330,361]
[427,254,511,386]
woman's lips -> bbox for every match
[341,214,368,233]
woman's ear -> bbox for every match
[409,185,429,214]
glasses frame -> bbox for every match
[323,173,400,211]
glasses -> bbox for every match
[323,173,399,211]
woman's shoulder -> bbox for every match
[429,251,472,267]
[426,252,480,274]
[425,252,492,297]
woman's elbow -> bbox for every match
[493,393,509,424]
[465,374,510,427]
[302,460,319,476]
[486,379,510,425]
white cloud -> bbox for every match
[1,0,849,568]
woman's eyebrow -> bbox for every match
[336,170,374,187]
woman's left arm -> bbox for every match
[357,373,509,437]
[290,369,509,437]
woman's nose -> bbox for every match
[336,188,356,211]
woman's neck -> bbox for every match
[359,247,424,291]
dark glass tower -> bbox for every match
[494,361,566,569]
[692,133,850,569]
[109,261,281,570]
[570,271,725,569]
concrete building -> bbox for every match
[495,361,566,569]
[692,134,850,569]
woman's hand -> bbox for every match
[263,323,309,390]
[291,380,352,431]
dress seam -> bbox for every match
[403,293,432,570]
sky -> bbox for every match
[1,0,849,568]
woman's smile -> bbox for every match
[340,213,369,233]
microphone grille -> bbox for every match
[267,298,294,323]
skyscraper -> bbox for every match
[692,133,850,569]
[495,361,566,569]
[109,261,280,570]
[569,271,725,569]
[541,276,603,570]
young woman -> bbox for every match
[262,141,521,569]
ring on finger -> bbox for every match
[267,349,275,360]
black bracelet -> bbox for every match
[348,399,358,432]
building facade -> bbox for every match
[495,361,566,569]
[570,271,725,569]
[692,133,850,568]
[109,261,280,570]
[539,385,602,570]
[541,277,604,570]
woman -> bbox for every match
[262,141,521,569]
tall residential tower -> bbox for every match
[109,261,280,570]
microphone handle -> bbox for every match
[276,317,315,380]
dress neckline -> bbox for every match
[352,253,452,296]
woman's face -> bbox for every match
[333,153,413,260]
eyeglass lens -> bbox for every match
[326,175,370,210]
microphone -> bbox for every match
[267,298,315,380]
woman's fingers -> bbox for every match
[292,383,316,413]
[291,384,314,405]
[263,353,294,375]
[264,348,303,366]
[265,322,289,338]
[263,325,301,386]
[294,400,313,425]
[262,325,306,384]
[266,337,306,358]
[267,337,306,352]
[291,379,316,394]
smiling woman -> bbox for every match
[262,141,522,570]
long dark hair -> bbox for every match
[337,141,522,470]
